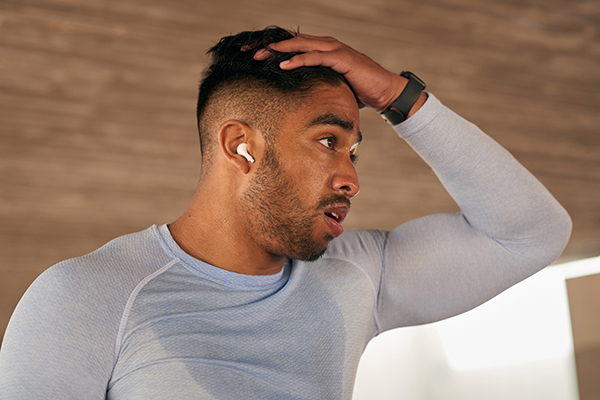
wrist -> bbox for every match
[380,71,426,125]
[376,74,408,113]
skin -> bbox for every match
[239,84,362,263]
[169,33,427,275]
[254,33,427,114]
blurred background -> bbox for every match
[0,0,598,398]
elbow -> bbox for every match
[532,202,573,267]
[498,198,573,268]
[550,204,573,261]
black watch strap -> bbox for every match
[381,71,426,125]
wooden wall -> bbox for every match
[1,0,599,395]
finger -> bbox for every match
[279,49,353,75]
[266,35,341,54]
[253,48,272,60]
[253,34,341,61]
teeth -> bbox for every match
[331,212,339,219]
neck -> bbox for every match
[168,177,285,276]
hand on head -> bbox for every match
[253,33,406,113]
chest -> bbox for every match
[109,260,376,399]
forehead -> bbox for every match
[281,84,361,138]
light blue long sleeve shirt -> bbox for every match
[0,94,572,399]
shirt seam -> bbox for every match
[111,258,180,369]
[319,254,384,336]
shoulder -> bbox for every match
[39,225,174,289]
[316,228,388,289]
[0,226,177,396]
[16,225,178,337]
[323,228,388,262]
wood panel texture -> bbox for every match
[567,274,600,400]
[1,0,599,385]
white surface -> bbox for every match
[353,267,580,400]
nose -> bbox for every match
[331,158,360,199]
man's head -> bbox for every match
[194,27,362,263]
[196,26,350,171]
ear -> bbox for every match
[218,120,258,174]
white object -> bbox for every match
[236,143,254,163]
[353,267,579,400]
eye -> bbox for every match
[319,137,335,149]
[350,143,359,164]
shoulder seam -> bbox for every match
[319,254,384,335]
[111,258,180,368]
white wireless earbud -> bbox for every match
[236,143,255,163]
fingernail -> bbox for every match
[280,60,290,68]
[254,49,267,59]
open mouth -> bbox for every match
[323,206,348,223]
[323,205,349,237]
[324,211,342,222]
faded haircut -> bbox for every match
[196,26,350,170]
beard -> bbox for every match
[240,144,349,262]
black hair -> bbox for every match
[195,26,349,166]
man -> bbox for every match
[0,27,571,399]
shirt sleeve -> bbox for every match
[0,260,117,399]
[373,94,572,332]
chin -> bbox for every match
[292,233,334,262]
[300,248,328,262]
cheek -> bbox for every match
[290,157,331,193]
[276,143,332,193]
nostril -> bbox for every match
[332,172,360,198]
[340,184,360,199]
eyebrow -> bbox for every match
[307,113,363,144]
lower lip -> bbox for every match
[324,215,344,237]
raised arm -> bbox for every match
[259,32,572,331]
[376,95,571,329]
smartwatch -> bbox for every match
[380,71,426,125]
